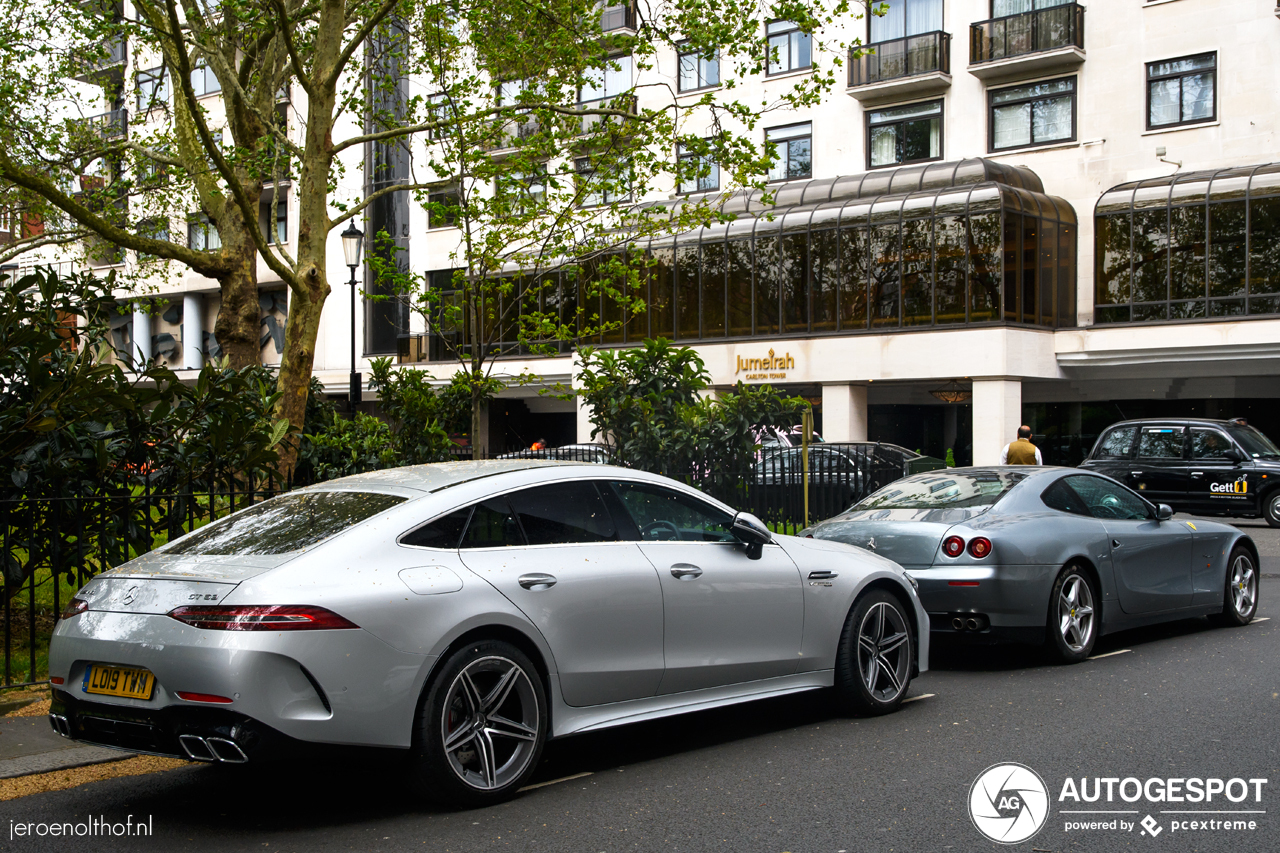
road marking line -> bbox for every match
[1088,649,1132,660]
[518,771,593,792]
[901,693,936,704]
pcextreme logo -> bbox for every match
[969,764,1269,844]
[1210,476,1249,495]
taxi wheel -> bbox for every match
[409,640,547,807]
[1046,565,1098,664]
[1210,546,1258,627]
[1265,492,1280,529]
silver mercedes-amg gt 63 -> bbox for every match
[801,467,1260,663]
[49,461,927,805]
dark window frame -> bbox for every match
[676,140,721,195]
[987,75,1077,153]
[765,121,813,182]
[868,0,946,42]
[1146,51,1217,131]
[136,66,169,113]
[676,41,721,92]
[765,19,812,76]
[865,98,944,171]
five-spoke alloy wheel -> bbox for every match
[1047,565,1098,663]
[835,589,914,715]
[1266,492,1280,529]
[1211,546,1258,627]
[411,640,546,806]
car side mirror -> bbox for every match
[1223,448,1246,463]
[731,512,772,560]
[1156,504,1174,521]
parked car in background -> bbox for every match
[497,443,616,464]
[1079,418,1280,527]
[801,467,1259,662]
[50,460,927,806]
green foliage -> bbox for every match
[299,412,398,482]
[945,447,956,468]
[575,338,806,499]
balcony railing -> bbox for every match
[90,35,126,69]
[80,108,129,140]
[850,31,950,88]
[601,3,636,32]
[970,2,1084,65]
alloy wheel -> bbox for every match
[1269,494,1280,524]
[440,656,540,791]
[857,601,911,702]
[1057,574,1095,653]
[1230,553,1257,618]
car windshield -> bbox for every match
[1227,425,1280,459]
[852,471,1028,510]
[165,491,406,556]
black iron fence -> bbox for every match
[850,31,951,88]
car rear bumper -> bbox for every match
[49,611,433,749]
[905,564,1057,641]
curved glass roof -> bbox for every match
[1096,162,1280,215]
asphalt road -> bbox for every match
[3,523,1278,853]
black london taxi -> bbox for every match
[1079,418,1280,527]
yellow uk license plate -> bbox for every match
[82,664,155,700]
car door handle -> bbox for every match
[670,564,703,580]
[1190,471,1204,477]
[1130,471,1144,477]
[808,570,839,580]
[1111,539,1122,548]
[518,573,557,590]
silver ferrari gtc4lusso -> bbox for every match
[49,461,927,805]
[802,467,1260,663]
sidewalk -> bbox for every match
[0,714,129,779]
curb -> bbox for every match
[0,746,132,780]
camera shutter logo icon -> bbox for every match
[969,762,1051,844]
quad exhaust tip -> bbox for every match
[178,734,249,764]
[48,714,72,739]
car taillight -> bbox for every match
[60,598,88,620]
[968,537,993,558]
[167,605,360,631]
[175,691,234,704]
[942,536,965,558]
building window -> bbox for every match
[579,55,634,103]
[766,20,811,75]
[190,62,221,97]
[989,77,1075,151]
[427,186,459,229]
[870,0,943,42]
[1147,53,1216,130]
[867,100,942,169]
[991,0,1073,14]
[187,214,221,251]
[575,157,632,207]
[426,94,451,140]
[138,220,168,258]
[136,67,169,112]
[766,122,812,181]
[677,142,720,194]
[262,198,287,244]
[678,44,720,92]
[497,168,547,210]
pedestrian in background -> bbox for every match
[1000,425,1043,465]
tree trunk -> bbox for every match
[210,197,263,370]
[273,267,329,475]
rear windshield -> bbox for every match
[852,471,1028,511]
[165,491,406,556]
[1227,425,1280,460]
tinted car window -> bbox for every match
[1227,425,1280,459]
[461,497,524,548]
[508,482,617,545]
[608,482,734,542]
[1041,480,1089,516]
[401,506,472,549]
[1137,426,1185,459]
[166,491,406,556]
[1190,428,1234,460]
[855,471,1027,511]
[1062,476,1150,521]
[1093,427,1137,459]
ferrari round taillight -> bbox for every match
[60,597,89,620]
[968,537,993,559]
[167,605,360,631]
[942,536,965,558]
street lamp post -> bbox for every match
[341,223,364,416]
